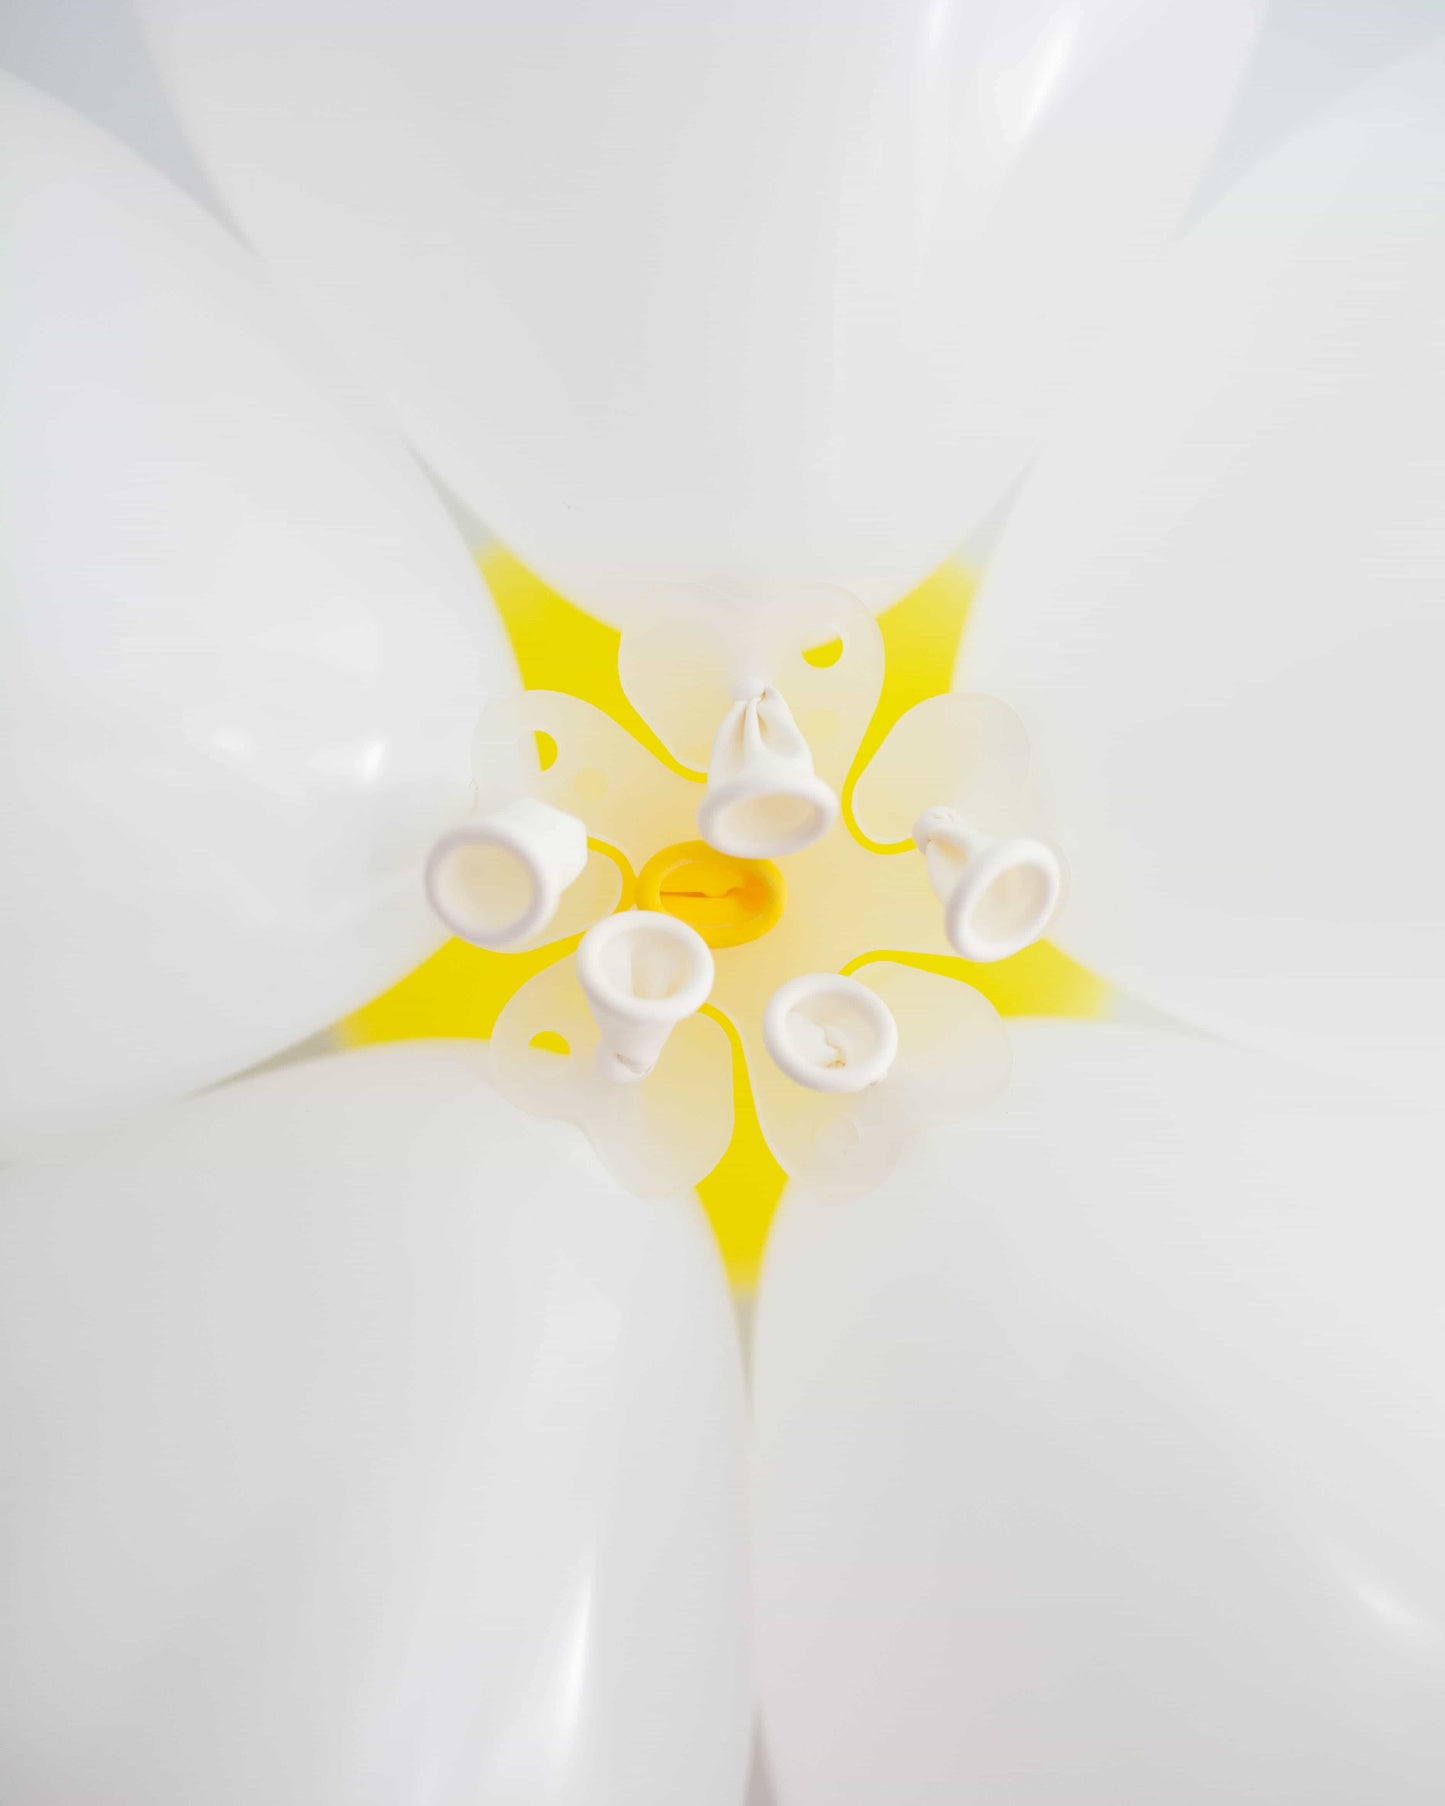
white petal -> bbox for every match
[0,76,514,1153]
[0,1042,750,1806]
[0,0,218,207]
[755,1023,1445,1806]
[961,38,1445,1098]
[1189,0,1445,218]
[139,0,1260,618]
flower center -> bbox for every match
[636,839,785,949]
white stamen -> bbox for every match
[698,684,838,859]
[764,972,899,1094]
[913,806,1062,963]
[426,797,588,950]
[576,910,715,1083]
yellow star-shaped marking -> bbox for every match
[342,548,1105,1285]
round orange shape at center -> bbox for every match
[635,840,785,950]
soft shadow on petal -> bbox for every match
[490,956,734,1197]
[139,0,1261,617]
[756,1021,1445,1806]
[0,1043,752,1806]
[962,40,1445,1101]
[0,77,510,1155]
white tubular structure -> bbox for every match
[425,797,588,950]
[698,684,838,860]
[576,911,716,1083]
[913,806,1063,964]
[764,974,899,1095]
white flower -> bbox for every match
[451,591,1038,1200]
[1,8,1443,1806]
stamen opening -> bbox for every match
[576,910,716,1082]
[764,973,899,1095]
[425,799,588,950]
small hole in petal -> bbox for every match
[529,1030,570,1057]
[534,730,558,772]
[802,635,843,669]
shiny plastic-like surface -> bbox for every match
[0,76,512,1154]
[755,1022,1445,1806]
[0,1044,751,1806]
[140,0,1261,618]
[851,689,1065,960]
[747,961,1008,1200]
[618,586,883,778]
[491,951,733,1197]
[476,667,1011,1192]
[962,38,1445,1099]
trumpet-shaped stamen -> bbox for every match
[577,910,716,1082]
[426,797,588,950]
[763,973,899,1095]
[698,684,838,860]
[913,807,1062,964]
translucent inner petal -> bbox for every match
[851,691,1049,848]
[620,585,883,788]
[490,955,732,1196]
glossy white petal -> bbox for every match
[140,0,1260,618]
[755,1023,1445,1806]
[961,39,1445,1098]
[0,0,218,207]
[0,76,513,1153]
[0,1042,750,1806]
[1188,0,1445,218]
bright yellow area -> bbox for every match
[637,840,785,949]
[802,635,844,668]
[842,560,975,853]
[340,549,1107,1285]
[480,546,704,781]
[340,837,633,1046]
[842,941,1106,1022]
[696,1005,788,1289]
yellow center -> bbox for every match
[636,840,785,949]
[341,551,1108,1287]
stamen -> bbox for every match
[425,797,588,950]
[913,806,1063,963]
[763,973,899,1094]
[576,910,716,1083]
[698,685,838,859]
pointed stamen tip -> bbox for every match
[912,804,963,850]
[701,683,837,858]
[915,813,1064,963]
